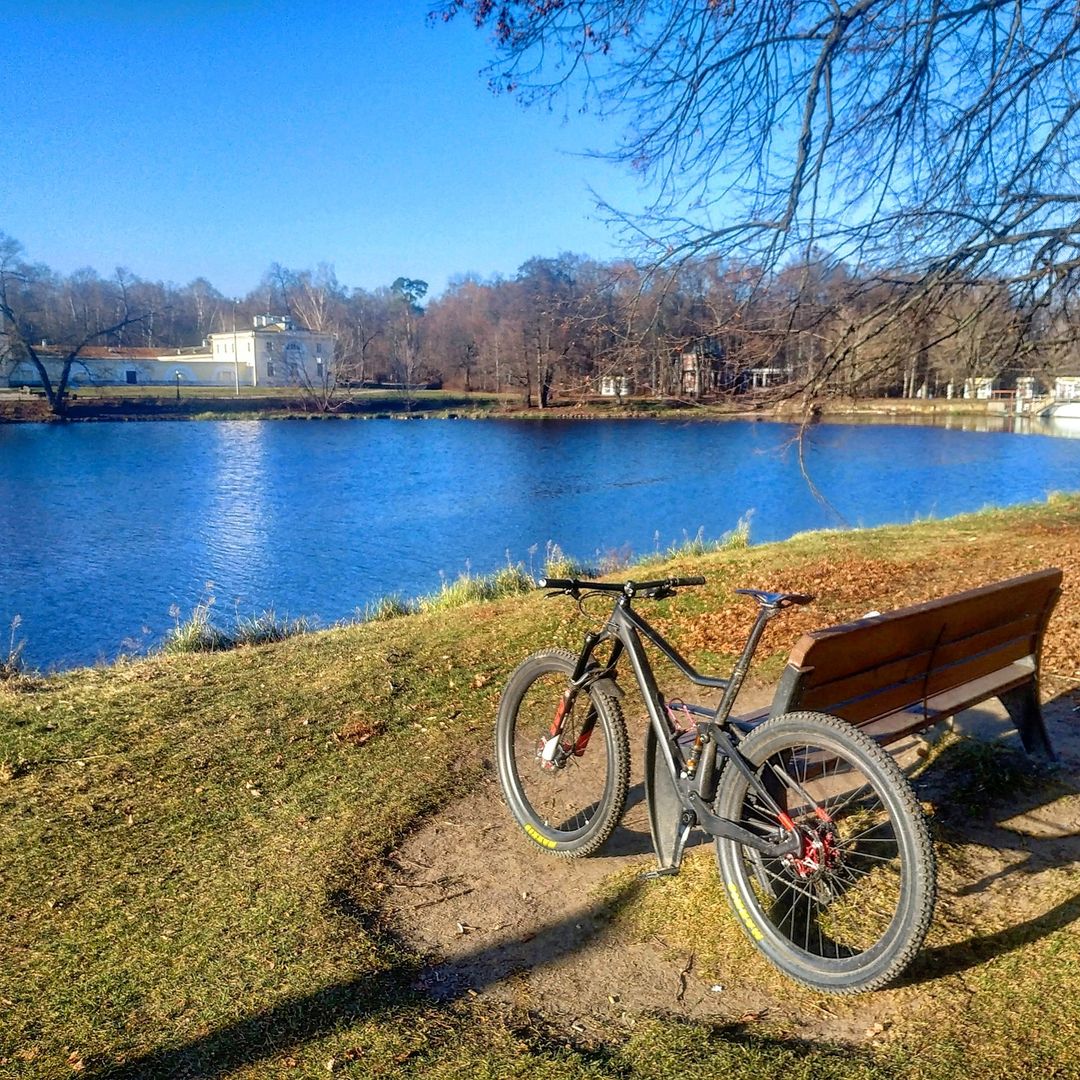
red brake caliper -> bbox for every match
[778,807,839,877]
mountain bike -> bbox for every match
[494,576,936,994]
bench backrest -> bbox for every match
[769,568,1062,725]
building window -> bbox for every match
[316,342,322,354]
[266,362,275,378]
[126,371,138,385]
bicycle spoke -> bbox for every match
[497,650,630,857]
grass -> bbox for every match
[2,494,1080,1078]
[415,563,534,613]
[664,513,754,559]
[914,734,1045,811]
[1,616,26,680]
[162,597,314,654]
[542,541,598,580]
[163,562,536,654]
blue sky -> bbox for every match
[2,1,647,297]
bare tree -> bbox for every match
[438,0,1080,396]
[390,277,429,408]
[0,234,148,415]
[340,287,392,388]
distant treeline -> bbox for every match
[2,233,1075,408]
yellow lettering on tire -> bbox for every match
[524,823,558,849]
[727,881,764,941]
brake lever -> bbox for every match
[643,586,676,601]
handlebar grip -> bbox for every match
[673,576,706,586]
[537,577,575,591]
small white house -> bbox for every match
[600,374,632,398]
[747,366,790,390]
[946,377,995,400]
[1054,376,1080,401]
[1015,376,1039,400]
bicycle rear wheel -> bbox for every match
[495,648,630,857]
[714,711,935,993]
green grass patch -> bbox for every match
[162,598,314,653]
[415,563,534,613]
[1,615,27,681]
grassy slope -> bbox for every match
[2,497,1079,1079]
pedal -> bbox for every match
[639,866,680,880]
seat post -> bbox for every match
[714,603,779,724]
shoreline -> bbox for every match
[0,389,1049,426]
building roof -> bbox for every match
[79,346,176,359]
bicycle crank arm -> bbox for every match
[685,791,802,856]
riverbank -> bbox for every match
[0,386,1043,425]
[0,388,504,423]
[3,496,1079,1078]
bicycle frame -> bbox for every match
[564,591,802,872]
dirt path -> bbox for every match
[383,692,1080,1045]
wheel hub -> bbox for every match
[785,825,841,880]
[537,734,570,770]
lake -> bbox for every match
[2,415,1079,670]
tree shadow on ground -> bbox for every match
[906,890,1080,986]
[87,879,645,1080]
[901,699,1080,984]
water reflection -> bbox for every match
[819,410,1071,437]
[1036,416,1080,440]
[205,421,270,596]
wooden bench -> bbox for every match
[739,568,1064,762]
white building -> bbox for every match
[206,314,333,389]
[599,374,632,397]
[944,377,996,400]
[4,315,334,390]
[747,366,790,390]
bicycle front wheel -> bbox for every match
[495,648,630,857]
[714,712,935,993]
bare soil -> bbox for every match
[383,686,1080,1047]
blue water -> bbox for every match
[1,416,1078,669]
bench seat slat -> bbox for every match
[857,659,1036,746]
[794,610,1042,697]
[796,631,1040,724]
[925,613,1040,674]
[923,635,1037,699]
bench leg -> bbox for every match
[997,684,1058,763]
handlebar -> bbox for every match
[538,575,706,598]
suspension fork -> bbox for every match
[547,632,622,756]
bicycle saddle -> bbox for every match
[735,588,814,609]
